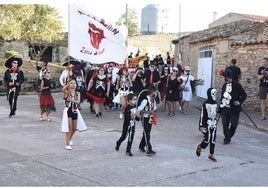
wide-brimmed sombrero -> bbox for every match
[62,60,80,67]
[5,55,23,68]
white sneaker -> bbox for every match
[69,140,73,146]
[119,112,123,119]
[65,145,72,150]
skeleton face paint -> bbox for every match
[12,61,18,68]
[211,89,217,101]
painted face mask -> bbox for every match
[211,88,217,101]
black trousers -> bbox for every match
[221,107,240,141]
[139,117,153,152]
[8,88,19,115]
[116,124,135,153]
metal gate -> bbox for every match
[196,47,214,99]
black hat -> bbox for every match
[149,60,156,66]
[62,60,80,66]
[5,55,23,68]
[224,68,232,78]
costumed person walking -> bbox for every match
[87,66,110,117]
[196,88,218,162]
[4,55,25,117]
[72,62,86,110]
[36,61,48,95]
[257,57,268,120]
[219,69,247,145]
[180,66,195,115]
[113,65,133,119]
[61,78,87,150]
[137,85,157,156]
[115,93,140,156]
[165,67,182,116]
[39,68,56,121]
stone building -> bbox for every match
[127,33,178,60]
[0,33,68,64]
[172,13,268,111]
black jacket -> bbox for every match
[220,81,247,113]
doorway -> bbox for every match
[196,46,214,99]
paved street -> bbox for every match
[0,93,267,186]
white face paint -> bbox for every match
[12,61,18,68]
[211,89,217,101]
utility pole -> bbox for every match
[178,3,182,63]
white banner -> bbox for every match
[69,5,127,64]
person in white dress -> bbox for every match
[180,66,195,114]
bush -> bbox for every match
[5,50,21,58]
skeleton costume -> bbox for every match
[113,68,133,104]
[4,55,25,117]
[219,69,247,144]
[197,88,218,159]
[72,64,86,102]
[86,74,110,104]
[115,97,138,156]
[137,86,157,155]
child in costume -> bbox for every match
[115,93,140,156]
[196,88,218,162]
[61,78,87,150]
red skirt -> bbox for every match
[40,94,55,105]
[39,94,56,112]
[86,92,106,103]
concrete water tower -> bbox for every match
[140,4,160,35]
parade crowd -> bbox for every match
[2,53,268,162]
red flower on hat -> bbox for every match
[218,69,225,76]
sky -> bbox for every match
[1,0,268,33]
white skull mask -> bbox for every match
[211,89,217,101]
[76,76,83,87]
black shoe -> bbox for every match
[99,112,102,116]
[223,139,231,145]
[139,147,146,153]
[126,152,133,156]
[96,114,99,117]
[146,150,156,156]
[208,155,217,162]
[9,112,14,118]
[115,142,120,151]
[196,145,202,157]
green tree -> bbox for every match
[116,8,139,36]
[0,4,64,61]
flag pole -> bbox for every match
[67,4,71,83]
[125,3,128,67]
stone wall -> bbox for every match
[173,20,268,112]
[0,74,62,96]
[0,40,29,59]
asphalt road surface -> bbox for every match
[0,93,267,186]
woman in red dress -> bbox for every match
[39,68,56,121]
